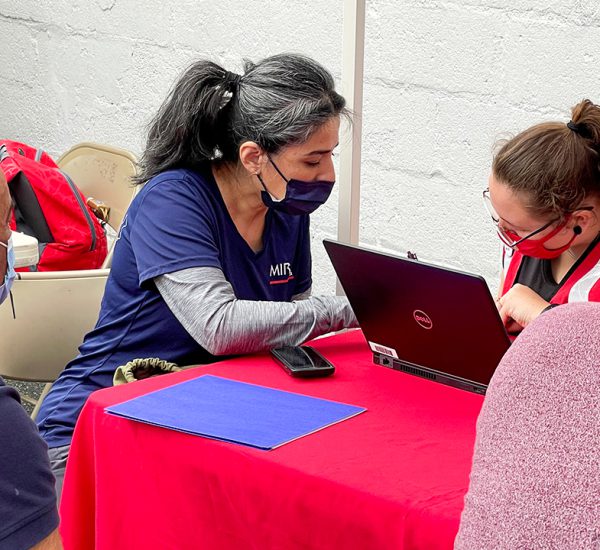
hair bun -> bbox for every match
[570,99,600,146]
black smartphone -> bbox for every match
[270,345,335,378]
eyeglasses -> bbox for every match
[482,188,561,248]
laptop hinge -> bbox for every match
[372,352,487,395]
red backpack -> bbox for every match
[0,140,107,271]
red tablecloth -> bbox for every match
[60,330,484,550]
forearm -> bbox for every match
[292,287,312,301]
[31,528,63,550]
[155,267,357,355]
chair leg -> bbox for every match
[30,382,53,421]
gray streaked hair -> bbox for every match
[134,53,347,184]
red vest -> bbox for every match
[501,242,600,304]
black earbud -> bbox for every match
[573,225,582,235]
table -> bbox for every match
[60,330,485,550]
[11,231,39,268]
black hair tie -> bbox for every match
[223,70,242,93]
[567,120,584,135]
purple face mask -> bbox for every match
[258,157,334,216]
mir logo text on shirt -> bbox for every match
[269,262,295,285]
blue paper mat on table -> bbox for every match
[105,374,366,450]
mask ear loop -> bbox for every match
[248,150,272,194]
[566,206,594,238]
[9,289,15,319]
[0,239,15,318]
[256,173,269,192]
[267,155,290,183]
[256,172,283,203]
[258,155,289,202]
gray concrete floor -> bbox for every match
[5,380,45,415]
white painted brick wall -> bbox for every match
[1,0,599,296]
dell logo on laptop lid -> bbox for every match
[413,310,433,330]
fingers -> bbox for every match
[497,297,521,332]
[496,297,509,324]
[505,318,524,334]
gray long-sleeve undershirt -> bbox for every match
[155,266,358,356]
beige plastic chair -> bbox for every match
[0,143,139,419]
[57,142,139,268]
[0,270,109,418]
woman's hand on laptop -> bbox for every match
[496,283,549,330]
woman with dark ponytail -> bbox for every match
[37,54,358,495]
[483,99,600,334]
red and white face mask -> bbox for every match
[502,219,576,259]
[483,187,592,259]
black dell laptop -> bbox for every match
[323,239,511,394]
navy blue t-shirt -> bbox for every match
[37,165,312,448]
[0,379,58,550]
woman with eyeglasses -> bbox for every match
[484,99,600,334]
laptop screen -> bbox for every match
[324,240,510,390]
